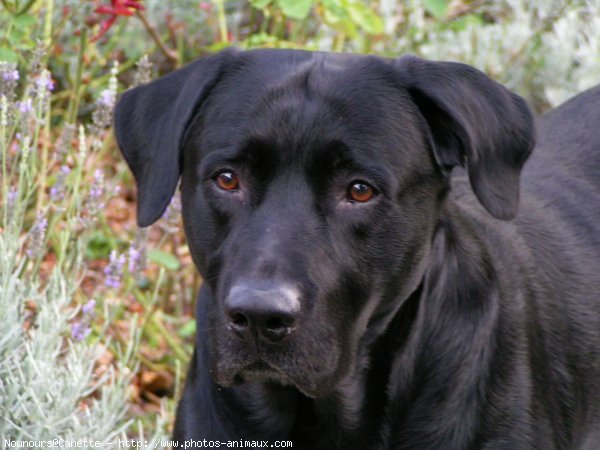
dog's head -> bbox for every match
[114,49,534,398]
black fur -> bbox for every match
[114,49,600,449]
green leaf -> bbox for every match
[179,319,197,338]
[147,249,181,271]
[9,27,35,49]
[449,14,484,31]
[277,0,313,20]
[241,32,282,49]
[346,2,383,35]
[207,41,235,52]
[425,0,449,20]
[12,13,36,29]
[250,0,274,9]
[86,233,114,259]
[136,276,151,290]
[0,47,19,63]
[321,0,358,38]
[321,0,345,17]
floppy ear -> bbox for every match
[396,55,535,220]
[114,48,237,227]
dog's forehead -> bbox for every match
[193,49,425,170]
[226,49,397,112]
[235,48,385,80]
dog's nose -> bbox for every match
[225,282,300,343]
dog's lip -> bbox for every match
[233,360,292,385]
[214,358,328,399]
[224,360,323,398]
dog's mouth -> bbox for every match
[214,357,326,398]
[208,312,343,398]
[233,360,293,386]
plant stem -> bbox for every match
[151,312,190,362]
[66,28,87,124]
[333,32,345,52]
[16,0,37,15]
[35,96,51,211]
[136,11,179,66]
[0,0,13,14]
[0,96,8,229]
[42,0,53,45]
[215,0,228,43]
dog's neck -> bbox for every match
[378,207,510,447]
[291,208,506,446]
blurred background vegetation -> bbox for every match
[1,0,598,445]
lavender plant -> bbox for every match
[379,0,600,111]
[0,48,169,447]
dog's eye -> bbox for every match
[348,181,376,203]
[215,171,240,191]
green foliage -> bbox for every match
[179,319,197,339]
[321,0,383,36]
[148,249,181,271]
[424,0,449,20]
[279,0,313,20]
[251,0,313,20]
[0,73,168,447]
[3,13,37,58]
[87,231,118,259]
[0,5,171,443]
[0,257,133,441]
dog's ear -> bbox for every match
[114,49,237,227]
[396,55,535,220]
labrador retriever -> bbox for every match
[114,48,600,449]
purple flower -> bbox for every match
[17,98,33,114]
[104,250,126,289]
[0,62,19,102]
[71,321,91,341]
[54,123,76,163]
[6,188,18,223]
[2,70,19,81]
[82,169,106,223]
[90,89,116,136]
[128,246,141,272]
[36,73,54,92]
[26,212,48,259]
[7,187,18,208]
[128,245,146,276]
[71,299,96,342]
[128,229,147,278]
[50,165,71,202]
[98,90,115,107]
[82,299,96,315]
[90,169,105,199]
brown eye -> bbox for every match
[215,171,239,191]
[348,181,375,202]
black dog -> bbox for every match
[114,48,600,449]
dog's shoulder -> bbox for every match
[533,85,600,188]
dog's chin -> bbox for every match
[213,360,330,398]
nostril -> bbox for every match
[229,311,249,328]
[262,315,295,343]
[265,316,293,332]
